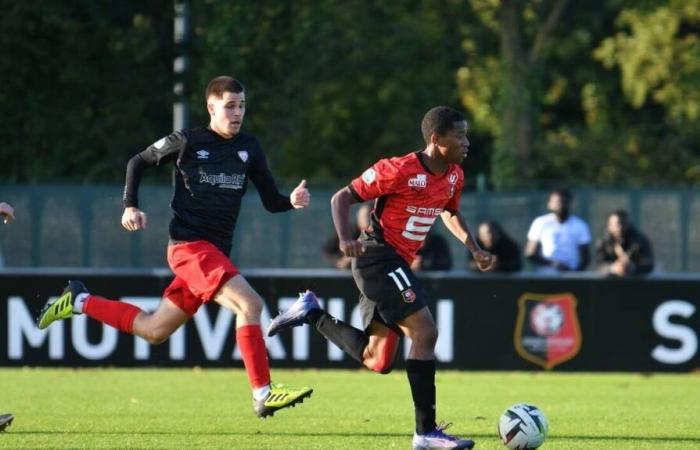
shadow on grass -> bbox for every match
[8,431,700,443]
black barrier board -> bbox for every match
[1,271,699,371]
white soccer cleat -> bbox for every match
[412,422,475,450]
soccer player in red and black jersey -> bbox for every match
[269,106,495,449]
[37,76,313,418]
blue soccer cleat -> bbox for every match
[267,290,321,337]
[412,423,475,450]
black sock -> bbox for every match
[308,311,368,364]
[406,359,436,435]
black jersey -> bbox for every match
[123,127,292,255]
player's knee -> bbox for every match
[412,325,438,349]
[238,296,263,318]
[143,327,172,345]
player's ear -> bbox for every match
[430,132,441,147]
[206,99,215,116]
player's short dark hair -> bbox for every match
[206,76,245,100]
[421,106,466,144]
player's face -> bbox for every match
[208,91,246,138]
[438,120,470,164]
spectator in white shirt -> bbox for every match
[524,189,591,273]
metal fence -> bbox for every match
[0,184,698,271]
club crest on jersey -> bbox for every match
[408,174,427,189]
[237,150,248,162]
[514,292,582,370]
[401,288,417,303]
[196,149,209,160]
[448,172,458,184]
[362,168,377,184]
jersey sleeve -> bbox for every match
[527,217,544,242]
[140,130,187,165]
[349,158,403,202]
[444,171,465,213]
[248,138,293,213]
[577,219,592,245]
[123,131,187,208]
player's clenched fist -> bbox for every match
[473,249,497,272]
[121,207,148,232]
[339,239,365,258]
[290,179,311,209]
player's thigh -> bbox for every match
[212,273,263,314]
[396,306,436,342]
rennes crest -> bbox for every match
[514,292,582,370]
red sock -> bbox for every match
[236,325,271,388]
[83,295,142,333]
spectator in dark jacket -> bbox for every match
[468,220,522,272]
[597,209,654,276]
[411,230,452,271]
[322,203,370,269]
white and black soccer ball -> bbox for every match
[498,403,548,449]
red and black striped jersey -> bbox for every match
[349,152,464,264]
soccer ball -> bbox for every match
[498,403,548,449]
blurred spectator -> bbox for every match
[525,189,591,273]
[0,202,14,224]
[468,220,522,272]
[411,229,452,271]
[596,209,654,276]
[323,203,371,269]
[0,202,14,268]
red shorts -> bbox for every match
[163,240,240,316]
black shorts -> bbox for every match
[351,242,429,330]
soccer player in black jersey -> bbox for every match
[37,76,313,418]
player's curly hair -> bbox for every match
[206,76,245,100]
[421,106,466,144]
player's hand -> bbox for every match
[0,202,15,224]
[290,179,310,209]
[473,249,496,272]
[339,239,365,258]
[121,207,147,231]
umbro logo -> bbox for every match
[196,149,209,160]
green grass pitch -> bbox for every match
[1,368,698,449]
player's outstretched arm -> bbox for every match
[440,210,496,271]
[330,187,364,257]
[0,202,15,224]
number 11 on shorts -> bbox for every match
[387,267,411,291]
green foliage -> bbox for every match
[1,1,699,186]
[188,1,472,179]
[0,1,173,182]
